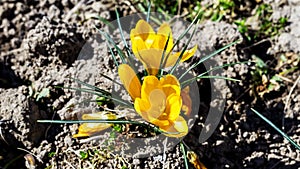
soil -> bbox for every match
[0,0,299,169]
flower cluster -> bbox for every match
[118,20,197,137]
[75,19,197,138]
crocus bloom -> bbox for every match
[118,64,188,137]
[130,19,197,75]
[73,112,116,138]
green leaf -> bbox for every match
[115,8,132,59]
[158,33,171,77]
[95,27,126,64]
[179,40,240,80]
[179,61,250,81]
[79,151,88,159]
[96,96,112,106]
[146,1,151,22]
[169,20,198,75]
[182,75,240,88]
[94,16,115,29]
[180,142,189,169]
[251,108,300,150]
[48,152,56,158]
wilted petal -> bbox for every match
[181,86,192,116]
[118,64,141,100]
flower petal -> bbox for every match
[143,89,167,122]
[150,118,170,128]
[137,49,164,75]
[141,75,160,99]
[165,94,182,122]
[175,45,198,62]
[152,22,173,52]
[118,64,141,100]
[161,74,181,96]
[130,20,155,54]
[73,112,116,138]
[134,98,150,121]
[163,116,188,137]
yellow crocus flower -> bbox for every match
[73,112,116,138]
[118,64,188,137]
[130,19,197,75]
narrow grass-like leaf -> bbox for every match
[55,85,109,98]
[180,142,189,169]
[161,11,201,67]
[38,119,183,136]
[158,33,171,77]
[180,61,251,83]
[38,119,163,133]
[179,40,240,80]
[94,16,115,29]
[251,108,300,150]
[181,75,240,88]
[115,8,132,58]
[169,22,198,74]
[106,41,119,67]
[70,77,111,96]
[146,1,151,22]
[180,61,250,81]
[98,14,139,81]
[38,119,148,125]
[60,86,131,107]
[100,73,122,86]
[95,26,126,64]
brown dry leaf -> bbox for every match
[187,151,207,169]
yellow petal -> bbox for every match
[152,22,173,52]
[162,52,179,68]
[137,49,163,75]
[164,45,198,67]
[130,20,155,54]
[131,37,148,60]
[73,112,116,138]
[176,45,198,62]
[161,74,180,86]
[164,116,188,137]
[147,89,166,119]
[134,98,150,121]
[165,94,182,121]
[141,75,160,99]
[150,118,170,128]
[118,64,141,100]
[73,123,112,138]
[161,74,181,96]
[81,112,116,120]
